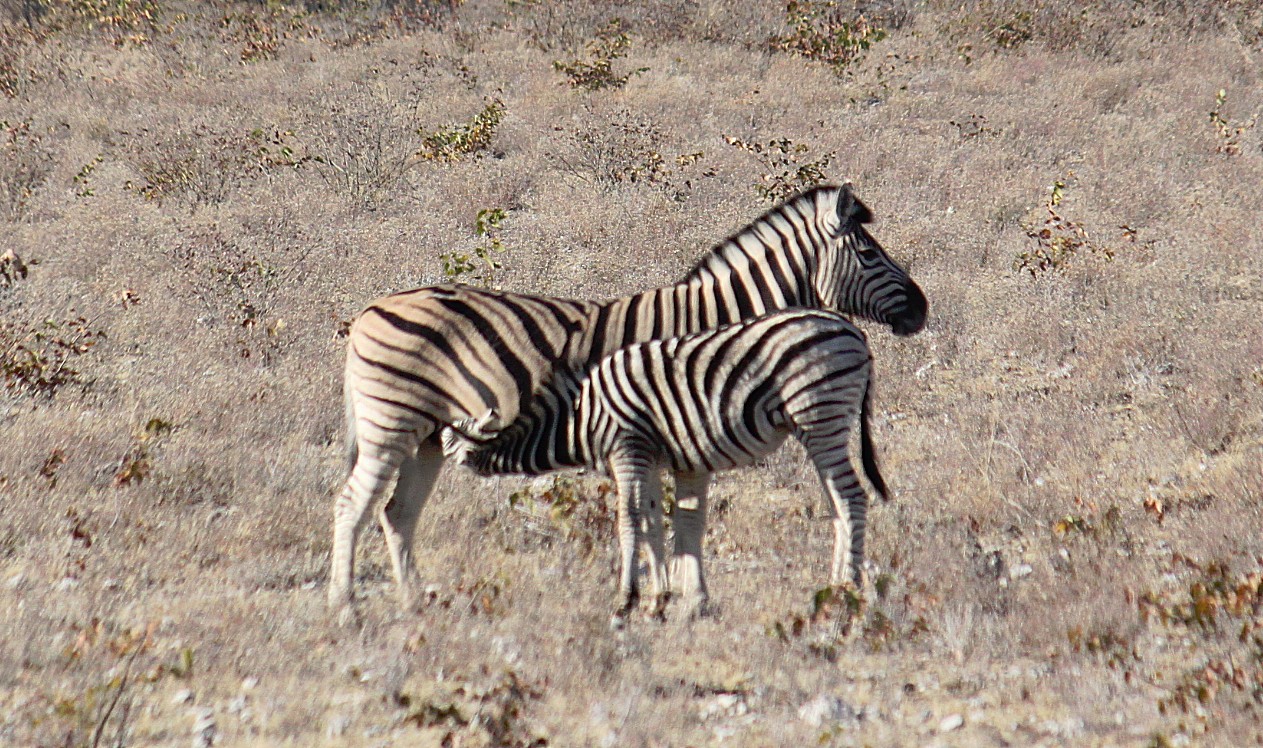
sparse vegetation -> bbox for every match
[73,154,103,198]
[775,1,887,73]
[128,127,308,207]
[1,1,1261,746]
[417,97,505,162]
[38,0,163,46]
[557,108,709,199]
[1,119,55,219]
[1208,88,1259,156]
[310,90,427,209]
[440,207,509,286]
[1,315,104,398]
[1014,178,1114,277]
[552,19,648,91]
[396,670,548,746]
[725,135,834,202]
[1138,557,1263,719]
[505,475,615,557]
[113,417,174,487]
[219,4,311,63]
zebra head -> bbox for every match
[814,184,927,336]
[440,409,502,472]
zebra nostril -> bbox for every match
[891,283,928,336]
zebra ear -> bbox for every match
[836,184,873,225]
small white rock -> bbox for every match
[7,573,25,589]
[54,577,80,592]
[326,715,351,739]
[939,713,964,732]
[797,694,857,727]
[700,693,744,721]
[491,635,522,665]
[240,677,259,692]
[190,707,216,748]
[171,689,194,705]
[1010,563,1034,580]
[226,696,247,714]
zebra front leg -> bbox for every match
[378,439,443,611]
[669,471,711,618]
[329,444,406,624]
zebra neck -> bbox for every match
[582,269,815,363]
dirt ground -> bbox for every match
[2,1,1262,746]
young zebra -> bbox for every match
[331,184,924,619]
[442,308,888,625]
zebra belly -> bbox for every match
[665,428,789,474]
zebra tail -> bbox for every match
[344,394,359,478]
[860,379,890,502]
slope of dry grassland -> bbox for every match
[1,1,1262,745]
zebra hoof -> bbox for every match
[610,592,638,631]
[682,593,712,621]
[648,591,672,622]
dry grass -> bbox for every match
[2,1,1262,745]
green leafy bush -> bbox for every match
[775,1,886,73]
[440,207,509,286]
[417,98,505,162]
[552,20,648,91]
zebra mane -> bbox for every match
[681,184,841,281]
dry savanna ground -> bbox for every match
[2,1,1262,746]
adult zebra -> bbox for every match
[330,184,926,617]
[442,308,886,626]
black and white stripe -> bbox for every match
[443,308,888,624]
[330,184,924,616]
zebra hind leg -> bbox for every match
[378,436,443,611]
[795,420,870,636]
[607,448,654,630]
[639,467,670,621]
[329,437,408,625]
[669,471,711,619]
